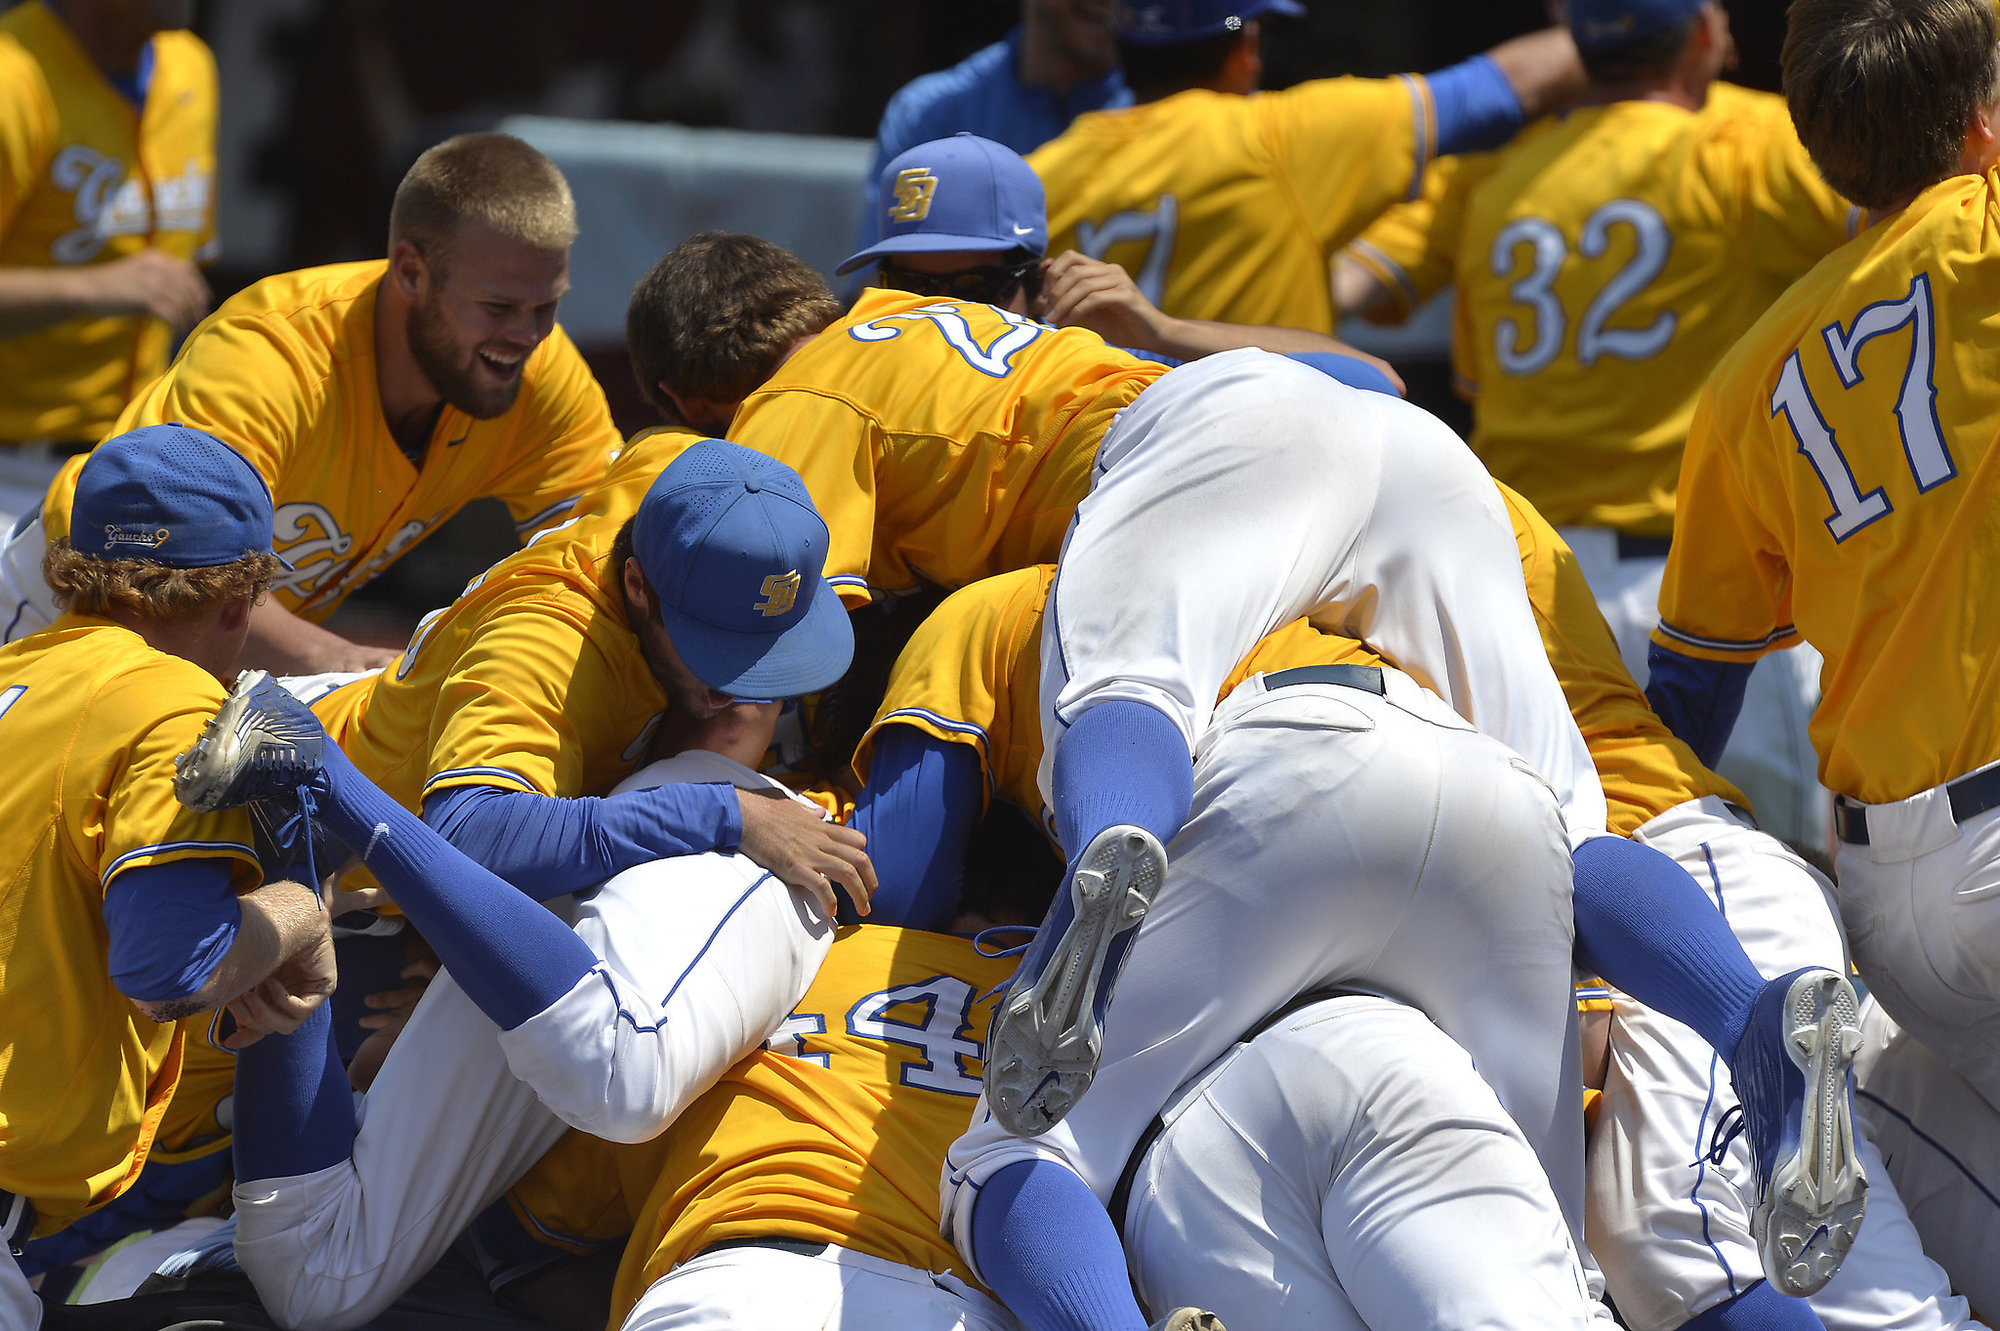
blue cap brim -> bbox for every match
[657,575,854,699]
[836,232,1039,276]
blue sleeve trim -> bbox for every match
[102,839,256,886]
[421,765,540,798]
[1645,643,1756,770]
[1396,73,1433,201]
[103,858,243,1003]
[875,707,993,754]
[1346,236,1421,310]
[1282,352,1404,398]
[512,497,579,536]
[1653,619,1798,654]
[1425,53,1525,156]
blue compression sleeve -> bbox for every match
[232,1002,356,1181]
[103,858,241,1003]
[1646,643,1756,770]
[971,1160,1149,1331]
[1284,351,1404,398]
[849,725,985,931]
[1427,53,1525,155]
[1682,1280,1827,1331]
[421,780,741,901]
[1051,700,1195,860]
[319,743,599,1030]
[1572,835,1764,1057]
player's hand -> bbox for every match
[83,248,212,334]
[347,935,440,1090]
[736,788,877,918]
[222,908,337,1050]
[302,639,401,674]
[1034,251,1169,349]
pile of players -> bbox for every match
[1,0,1995,1329]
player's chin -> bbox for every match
[455,354,526,418]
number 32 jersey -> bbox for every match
[1348,85,1857,534]
[1657,171,2000,805]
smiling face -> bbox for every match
[402,220,569,419]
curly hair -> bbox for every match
[44,541,280,620]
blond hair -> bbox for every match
[388,133,578,275]
[45,541,279,620]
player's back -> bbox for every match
[729,287,1165,600]
[1661,169,2000,804]
[1030,79,1426,333]
[1450,85,1855,533]
[605,925,1016,1322]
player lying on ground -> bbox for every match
[0,426,333,1331]
[0,133,621,675]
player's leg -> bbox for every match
[1850,996,2000,1318]
[0,511,57,644]
[618,1245,1022,1331]
[1124,996,1595,1331]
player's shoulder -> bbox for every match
[186,261,384,371]
[6,619,225,726]
[0,17,55,123]
[918,565,1053,646]
[881,37,1016,142]
[149,26,217,87]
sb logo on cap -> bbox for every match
[889,168,938,223]
[756,570,801,618]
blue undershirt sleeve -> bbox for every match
[1645,643,1756,770]
[1283,351,1405,398]
[1051,700,1195,860]
[103,858,242,1004]
[1426,53,1525,156]
[849,725,986,931]
[421,781,742,901]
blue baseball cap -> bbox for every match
[836,133,1046,276]
[1567,0,1706,51]
[71,423,281,567]
[631,439,853,698]
[1114,0,1303,45]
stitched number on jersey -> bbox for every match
[1772,272,1951,542]
[846,975,983,1096]
[765,1011,830,1067]
[1076,195,1178,306]
[1490,199,1674,375]
[0,685,24,721]
[849,303,1046,378]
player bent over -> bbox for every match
[1649,0,2000,1126]
[0,426,332,1331]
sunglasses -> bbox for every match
[878,258,1044,308]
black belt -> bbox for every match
[1616,533,1672,560]
[1264,663,1385,695]
[1,1189,33,1254]
[1834,765,2000,845]
[687,1235,830,1265]
[1107,986,1360,1237]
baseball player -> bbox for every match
[1334,0,1861,850]
[1648,0,2000,1123]
[629,233,1866,1296]
[0,425,332,1331]
[1024,1,1583,334]
[0,0,215,528]
[0,132,620,676]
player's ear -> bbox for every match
[388,239,430,301]
[622,556,652,618]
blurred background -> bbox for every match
[3,0,1786,640]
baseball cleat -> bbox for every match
[175,670,328,813]
[983,824,1167,1136]
[1149,1312,1225,1331]
[1730,967,1868,1297]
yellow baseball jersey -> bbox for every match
[338,507,666,812]
[0,616,261,1231]
[0,3,217,445]
[1496,483,1739,835]
[727,287,1165,603]
[853,566,1381,844]
[1028,76,1431,334]
[1346,84,1858,534]
[1656,171,2000,805]
[40,262,619,621]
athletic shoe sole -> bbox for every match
[174,669,322,813]
[983,825,1167,1137]
[1756,969,1868,1298]
[1150,1313,1225,1331]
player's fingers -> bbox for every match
[331,885,389,915]
[364,982,426,1009]
[818,820,867,850]
[819,843,877,914]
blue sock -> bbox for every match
[1051,700,1194,858]
[1571,835,1766,1056]
[1680,1280,1827,1330]
[314,742,599,1031]
[970,1160,1149,1331]
[231,1003,355,1181]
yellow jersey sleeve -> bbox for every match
[0,35,50,240]
[1259,74,1428,251]
[609,926,1017,1324]
[1699,83,1859,283]
[1342,158,1481,323]
[855,566,1054,826]
[1657,172,2000,803]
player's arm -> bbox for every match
[0,252,213,341]
[1477,25,1585,126]
[1037,250,1405,392]
[850,723,986,932]
[241,598,400,676]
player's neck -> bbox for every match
[49,0,154,79]
[1571,77,1704,113]
[372,275,446,461]
[1015,28,1113,99]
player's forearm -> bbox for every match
[1141,314,1356,361]
[1333,254,1402,323]
[0,266,113,338]
[1644,642,1756,769]
[1480,26,1585,123]
[242,597,397,676]
[130,879,322,1024]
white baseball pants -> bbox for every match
[0,513,54,644]
[620,1243,1022,1331]
[947,668,1584,1266]
[1122,993,1596,1331]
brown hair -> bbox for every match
[625,232,843,417]
[388,133,578,277]
[1783,0,2000,209]
[44,542,279,620]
